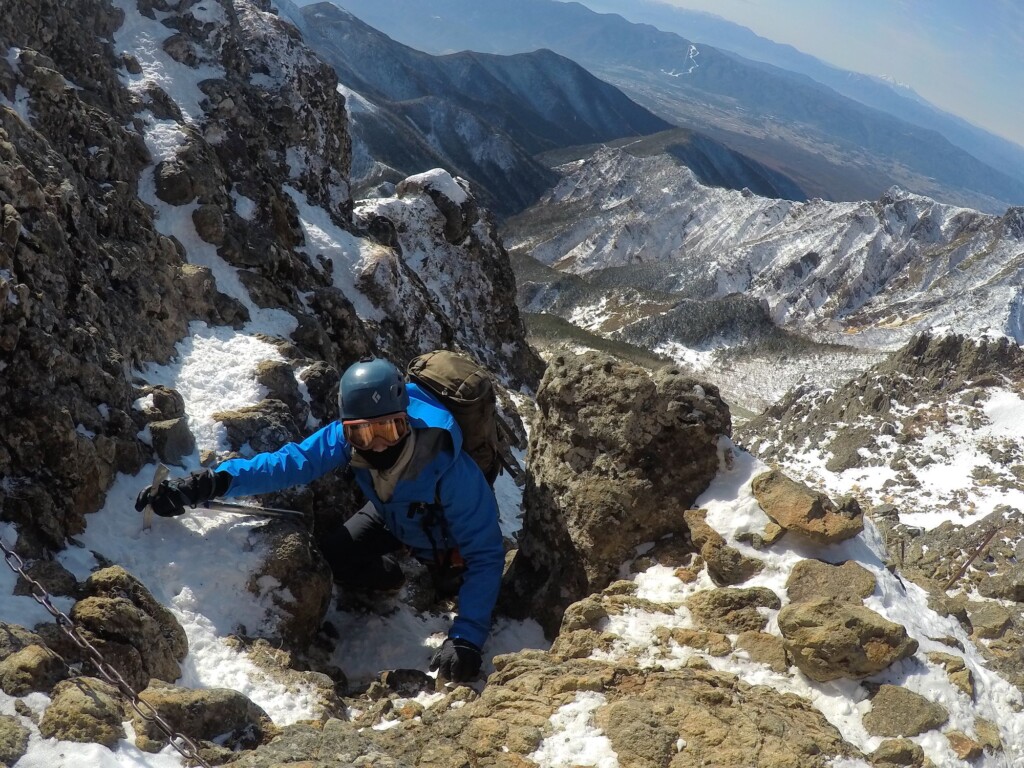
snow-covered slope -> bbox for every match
[507,147,1024,347]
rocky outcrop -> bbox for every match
[503,352,731,634]
[739,333,1024,519]
[37,677,125,747]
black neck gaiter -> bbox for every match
[355,433,410,471]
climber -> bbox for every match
[135,357,504,684]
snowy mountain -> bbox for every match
[278,1,671,215]
[320,0,1024,214]
[506,147,1024,352]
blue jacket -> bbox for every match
[214,383,503,649]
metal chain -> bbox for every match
[0,539,212,768]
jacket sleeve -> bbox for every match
[215,421,350,497]
[438,453,504,650]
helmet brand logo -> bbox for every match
[372,391,381,403]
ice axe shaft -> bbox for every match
[201,500,308,521]
[142,463,169,532]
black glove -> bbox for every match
[429,637,481,683]
[135,469,231,517]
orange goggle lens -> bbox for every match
[343,415,409,450]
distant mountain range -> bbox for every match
[580,0,1024,187]
[504,147,1024,349]
[316,0,1024,214]
[278,1,803,215]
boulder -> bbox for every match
[213,400,302,454]
[945,731,983,761]
[928,652,974,698]
[687,587,781,634]
[247,524,333,647]
[786,559,876,604]
[254,359,309,427]
[735,631,789,673]
[0,643,66,695]
[149,417,196,466]
[868,738,924,767]
[504,353,730,634]
[0,714,30,767]
[684,509,763,586]
[862,685,948,737]
[38,677,125,747]
[751,470,863,544]
[132,679,273,753]
[777,598,918,681]
[0,622,44,661]
[68,566,188,692]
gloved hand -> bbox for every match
[135,469,231,517]
[429,637,481,683]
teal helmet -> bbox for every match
[339,357,409,420]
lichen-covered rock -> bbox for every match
[148,417,196,466]
[869,738,925,767]
[504,353,730,634]
[684,508,763,586]
[752,470,864,544]
[862,685,948,738]
[38,677,125,747]
[0,622,44,661]
[0,643,66,696]
[735,631,789,673]
[786,559,876,604]
[247,523,333,647]
[778,598,918,681]
[63,566,188,692]
[687,587,781,634]
[131,679,274,753]
[0,714,30,766]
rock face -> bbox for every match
[862,684,948,738]
[504,352,731,634]
[231,654,859,768]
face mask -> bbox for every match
[356,433,409,471]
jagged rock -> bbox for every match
[148,417,196,466]
[0,714,30,766]
[0,643,66,695]
[66,566,188,692]
[154,159,195,205]
[213,399,302,454]
[504,353,730,634]
[751,470,864,544]
[869,738,925,767]
[863,685,948,737]
[945,730,983,761]
[254,359,309,427]
[38,677,125,747]
[777,598,918,681]
[297,360,341,423]
[735,631,789,673]
[928,652,974,698]
[687,587,781,634]
[974,718,1002,752]
[247,523,333,647]
[0,623,43,661]
[786,559,876,604]
[12,559,79,598]
[966,600,1012,639]
[549,629,616,660]
[146,386,186,420]
[131,679,274,753]
[654,627,732,656]
[684,509,763,586]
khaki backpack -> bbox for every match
[407,350,522,486]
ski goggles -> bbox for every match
[342,413,410,450]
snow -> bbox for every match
[530,692,619,768]
[403,169,469,205]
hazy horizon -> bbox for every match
[585,0,1024,151]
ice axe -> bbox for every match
[141,463,169,532]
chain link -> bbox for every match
[0,540,212,768]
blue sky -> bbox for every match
[644,0,1024,149]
